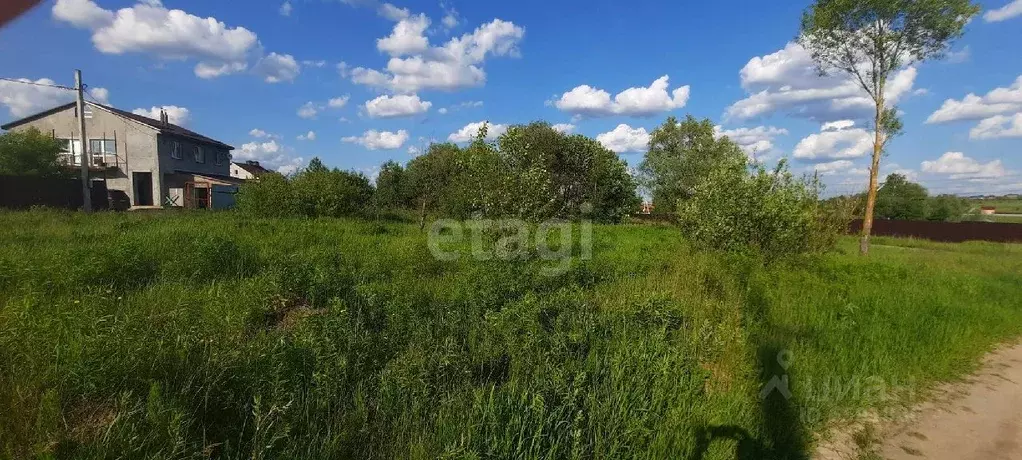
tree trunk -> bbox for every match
[859,97,885,256]
[418,198,427,232]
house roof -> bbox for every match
[232,161,271,176]
[1,102,234,150]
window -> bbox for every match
[54,138,81,166]
[170,141,182,160]
[87,139,117,166]
[215,150,228,166]
[194,145,205,163]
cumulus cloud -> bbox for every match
[793,121,873,161]
[596,124,650,153]
[0,77,107,117]
[279,1,293,17]
[343,129,410,150]
[970,113,1022,139]
[297,131,316,141]
[441,3,460,30]
[131,105,190,125]
[554,75,690,117]
[52,0,296,82]
[921,152,1008,179]
[236,139,304,174]
[810,160,855,175]
[297,102,319,119]
[438,100,482,114]
[377,13,431,56]
[328,96,350,108]
[350,18,524,93]
[378,3,410,21]
[552,123,576,134]
[984,0,1022,22]
[714,125,788,158]
[249,128,279,139]
[926,75,1022,123]
[253,53,300,83]
[364,94,432,118]
[448,121,508,143]
[726,42,918,121]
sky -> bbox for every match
[1,0,1021,196]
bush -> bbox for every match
[927,194,969,222]
[236,158,373,218]
[677,158,832,259]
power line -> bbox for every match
[0,77,76,91]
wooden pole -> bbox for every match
[75,69,92,212]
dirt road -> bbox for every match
[819,342,1022,459]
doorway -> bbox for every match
[133,172,153,206]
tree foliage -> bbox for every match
[402,122,639,222]
[0,128,68,177]
[639,116,746,214]
[373,160,410,209]
[236,157,373,218]
[874,173,929,220]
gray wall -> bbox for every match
[9,104,161,206]
[157,134,232,177]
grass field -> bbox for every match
[1,210,1021,459]
[968,198,1022,214]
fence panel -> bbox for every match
[848,219,1022,243]
[0,175,109,210]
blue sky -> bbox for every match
[1,0,1020,196]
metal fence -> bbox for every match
[0,175,109,210]
[849,219,1022,243]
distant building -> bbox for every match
[1,101,238,209]
[980,206,996,215]
[230,160,271,180]
[639,202,655,214]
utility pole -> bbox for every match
[75,69,92,212]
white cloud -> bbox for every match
[970,113,1022,139]
[249,128,271,138]
[554,75,690,117]
[438,100,482,114]
[302,60,327,68]
[377,14,431,56]
[0,77,106,117]
[984,0,1022,22]
[236,139,304,174]
[408,145,421,155]
[364,94,432,118]
[351,18,524,93]
[131,105,190,125]
[297,102,319,119]
[726,42,918,121]
[821,120,855,131]
[378,3,410,21]
[438,107,449,114]
[946,46,971,64]
[926,75,1022,123]
[596,124,650,153]
[328,96,350,108]
[810,160,855,175]
[343,129,410,150]
[793,122,873,161]
[552,123,576,134]
[53,0,260,79]
[297,131,316,141]
[194,62,247,79]
[448,121,508,143]
[921,152,1008,179]
[714,125,788,158]
[279,1,293,17]
[440,2,460,29]
[53,0,113,29]
[253,53,300,83]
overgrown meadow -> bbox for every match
[1,210,1021,459]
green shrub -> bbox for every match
[677,159,830,259]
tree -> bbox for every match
[0,127,67,177]
[799,0,980,254]
[874,173,929,220]
[927,194,968,222]
[374,160,408,209]
[639,116,745,214]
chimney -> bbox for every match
[247,160,260,166]
[159,109,168,126]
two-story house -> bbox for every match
[1,101,238,209]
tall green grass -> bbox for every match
[0,210,1020,459]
